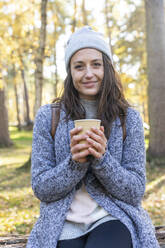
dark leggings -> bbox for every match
[57,220,133,248]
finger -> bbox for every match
[72,149,90,161]
[93,126,105,136]
[87,137,105,154]
[70,133,89,146]
[90,128,107,146]
[100,126,107,143]
[86,130,105,145]
[70,127,82,138]
[88,147,102,159]
[90,127,107,142]
[71,142,90,154]
[86,130,107,154]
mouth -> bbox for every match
[82,81,97,88]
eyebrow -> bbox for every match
[73,59,103,64]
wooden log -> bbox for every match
[0,226,165,247]
[155,226,165,248]
[0,235,28,248]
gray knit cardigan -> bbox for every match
[26,104,159,248]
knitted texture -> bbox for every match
[65,26,112,70]
[26,104,160,248]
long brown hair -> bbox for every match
[54,53,130,139]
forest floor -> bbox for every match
[0,127,165,235]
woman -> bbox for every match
[27,26,159,248]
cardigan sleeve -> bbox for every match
[31,105,88,203]
[91,108,146,207]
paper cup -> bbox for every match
[74,119,101,144]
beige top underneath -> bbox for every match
[66,183,109,224]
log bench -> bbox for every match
[0,226,165,247]
[155,226,165,248]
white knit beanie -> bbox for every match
[65,26,112,71]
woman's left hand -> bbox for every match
[86,126,107,159]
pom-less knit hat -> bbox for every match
[65,26,112,71]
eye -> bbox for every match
[93,62,102,67]
[74,65,84,70]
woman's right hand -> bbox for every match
[70,127,90,163]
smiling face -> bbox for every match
[70,48,104,100]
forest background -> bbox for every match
[0,0,165,235]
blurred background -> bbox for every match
[0,0,165,236]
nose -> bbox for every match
[85,66,93,78]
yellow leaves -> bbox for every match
[0,71,4,89]
[119,72,136,101]
[120,73,133,84]
[0,0,38,68]
[115,46,127,55]
[0,80,3,90]
[0,2,3,9]
[143,196,165,225]
[0,207,39,234]
[0,128,37,235]
[0,188,39,234]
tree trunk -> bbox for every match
[0,89,13,147]
[82,0,88,25]
[105,0,113,55]
[13,82,21,131]
[145,0,165,158]
[34,0,48,116]
[20,68,32,128]
[72,0,77,32]
[54,46,58,97]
